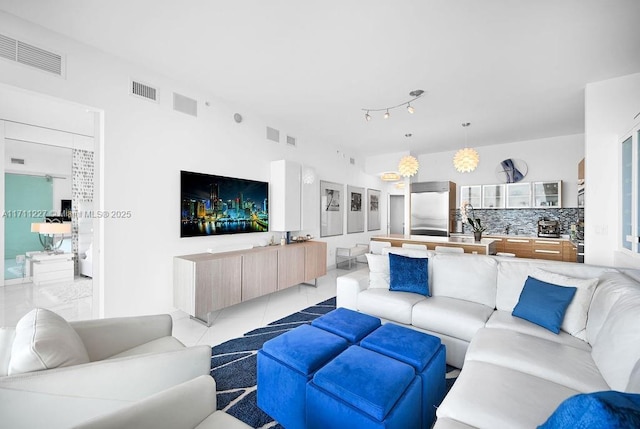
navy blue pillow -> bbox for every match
[538,390,640,429]
[388,253,429,296]
[512,276,577,334]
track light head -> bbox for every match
[365,111,371,121]
[407,103,415,114]
[384,110,390,119]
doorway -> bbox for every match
[389,194,405,235]
[0,84,102,322]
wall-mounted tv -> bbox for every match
[180,170,269,237]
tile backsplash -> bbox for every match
[456,208,584,236]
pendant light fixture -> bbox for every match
[398,155,419,177]
[453,122,479,173]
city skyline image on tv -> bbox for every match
[180,170,268,237]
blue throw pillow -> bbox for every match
[388,253,429,296]
[512,276,576,334]
[538,391,640,429]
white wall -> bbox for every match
[0,11,381,317]
[585,72,640,267]
[4,140,72,214]
[415,134,584,208]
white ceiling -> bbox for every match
[2,0,640,159]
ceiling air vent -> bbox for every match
[266,127,280,143]
[0,33,64,76]
[130,79,158,102]
[10,158,25,165]
[286,135,297,147]
[173,92,197,117]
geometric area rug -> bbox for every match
[211,297,459,428]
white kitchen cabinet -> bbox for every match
[506,183,531,208]
[460,185,482,208]
[532,181,562,208]
[482,184,505,208]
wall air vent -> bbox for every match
[266,126,280,143]
[0,33,64,76]
[286,135,297,147]
[173,92,197,117]
[10,158,25,165]
[130,79,158,102]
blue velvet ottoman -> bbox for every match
[311,307,381,344]
[257,324,348,429]
[306,346,422,429]
[360,323,446,429]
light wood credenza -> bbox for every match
[173,241,327,325]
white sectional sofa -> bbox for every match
[336,248,640,428]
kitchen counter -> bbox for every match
[371,235,498,255]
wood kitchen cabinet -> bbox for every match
[563,241,578,262]
[174,241,327,325]
[486,236,506,253]
[531,238,563,261]
[503,237,533,258]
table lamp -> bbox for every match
[31,222,71,252]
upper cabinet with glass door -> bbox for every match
[506,183,531,208]
[460,185,482,208]
[482,184,505,209]
[532,181,562,208]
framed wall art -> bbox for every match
[367,188,381,231]
[347,185,365,234]
[320,180,344,237]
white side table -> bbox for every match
[26,252,74,285]
[335,245,369,270]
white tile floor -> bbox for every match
[0,276,94,328]
[171,266,365,347]
[0,264,368,348]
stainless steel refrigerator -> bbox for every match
[410,181,457,236]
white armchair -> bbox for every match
[73,376,251,429]
[0,309,212,428]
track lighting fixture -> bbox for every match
[362,89,425,121]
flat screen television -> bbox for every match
[180,170,268,237]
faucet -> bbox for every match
[503,224,511,235]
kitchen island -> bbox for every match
[371,235,498,255]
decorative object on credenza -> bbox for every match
[361,89,425,121]
[347,185,365,234]
[180,170,268,237]
[398,155,419,177]
[367,189,381,231]
[320,180,344,237]
[31,221,71,252]
[496,158,528,183]
[453,122,480,173]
